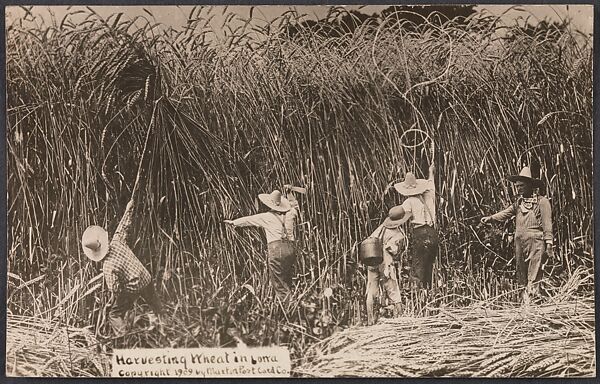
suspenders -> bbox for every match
[271,212,289,241]
[417,195,435,228]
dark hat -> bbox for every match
[507,167,543,188]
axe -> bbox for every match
[283,184,307,194]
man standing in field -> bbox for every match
[225,189,297,306]
[481,166,554,304]
[81,192,163,337]
[388,163,438,290]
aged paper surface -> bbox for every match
[5,4,594,378]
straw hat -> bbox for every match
[388,203,414,224]
[258,190,291,213]
[382,213,410,228]
[81,225,109,262]
[393,172,428,196]
[507,167,543,188]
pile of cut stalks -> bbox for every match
[5,269,595,378]
[294,268,595,378]
[6,315,110,377]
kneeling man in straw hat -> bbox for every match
[481,166,554,304]
[388,162,438,290]
[225,190,297,305]
[366,215,409,325]
[81,197,163,337]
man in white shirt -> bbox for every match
[388,163,438,289]
[224,190,296,304]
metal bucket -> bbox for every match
[359,237,383,266]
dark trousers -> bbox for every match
[108,283,162,335]
[410,225,439,289]
[267,240,297,303]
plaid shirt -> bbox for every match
[102,201,151,294]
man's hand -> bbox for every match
[428,162,435,181]
[546,244,555,259]
[480,216,492,224]
[224,219,235,225]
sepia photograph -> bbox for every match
[4,3,595,378]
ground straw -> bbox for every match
[294,271,595,377]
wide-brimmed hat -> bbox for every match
[507,167,543,188]
[81,225,109,262]
[394,172,428,196]
[258,190,291,212]
[382,213,410,229]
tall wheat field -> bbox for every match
[5,6,594,377]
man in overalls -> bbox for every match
[481,166,554,304]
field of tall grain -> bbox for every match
[6,6,593,371]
